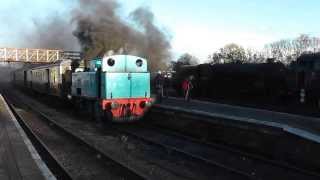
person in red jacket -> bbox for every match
[182,76,194,101]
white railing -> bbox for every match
[0,48,63,63]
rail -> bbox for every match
[6,95,147,180]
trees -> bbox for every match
[171,53,199,71]
[221,43,247,63]
[177,53,199,65]
[245,48,266,63]
[264,34,320,64]
[208,43,247,64]
[207,35,320,65]
[208,52,223,64]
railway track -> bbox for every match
[116,125,254,178]
[117,123,320,180]
[147,123,320,177]
[4,88,254,180]
[4,93,146,180]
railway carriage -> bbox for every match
[13,61,71,95]
[173,53,320,107]
[24,60,72,97]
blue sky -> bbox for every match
[1,0,320,60]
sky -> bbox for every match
[1,0,320,61]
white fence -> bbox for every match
[0,48,63,63]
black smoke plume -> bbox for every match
[23,0,171,71]
[23,16,79,50]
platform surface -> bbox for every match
[157,97,320,143]
[0,95,54,180]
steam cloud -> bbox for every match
[0,62,24,83]
[23,0,171,71]
[23,16,80,50]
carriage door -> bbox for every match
[46,69,50,92]
[30,71,33,88]
[24,71,27,86]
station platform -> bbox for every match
[0,95,54,180]
[155,97,320,143]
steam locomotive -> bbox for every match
[13,55,153,122]
[173,53,320,107]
